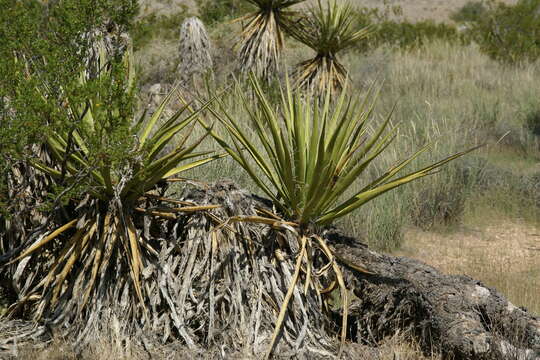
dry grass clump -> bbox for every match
[178,16,213,85]
[7,330,443,359]
[135,39,178,85]
[346,334,442,360]
[336,40,540,247]
[7,330,203,360]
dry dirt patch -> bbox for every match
[396,219,540,314]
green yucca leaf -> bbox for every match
[318,145,481,224]
[205,74,477,228]
[139,85,180,146]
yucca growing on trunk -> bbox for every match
[1,39,219,328]
[202,74,479,357]
[236,0,305,79]
[287,0,373,95]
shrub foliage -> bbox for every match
[351,6,468,53]
[472,0,540,64]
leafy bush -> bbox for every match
[472,0,540,64]
[131,8,190,50]
[378,20,469,50]
[525,108,540,136]
[0,0,138,208]
[451,1,487,23]
[196,0,251,25]
[351,7,469,53]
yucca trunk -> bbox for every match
[236,0,304,80]
[238,9,282,79]
[0,182,337,357]
[178,17,213,87]
[0,25,220,347]
[294,53,347,95]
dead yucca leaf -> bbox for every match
[178,17,213,85]
[236,0,305,79]
[287,0,373,95]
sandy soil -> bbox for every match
[396,219,540,314]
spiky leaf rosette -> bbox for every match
[178,17,213,86]
[237,0,305,79]
[201,75,479,356]
[205,74,479,228]
[287,0,373,94]
[1,40,220,325]
[0,27,131,305]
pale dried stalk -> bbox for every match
[178,17,213,86]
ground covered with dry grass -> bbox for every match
[14,335,443,360]
[398,218,540,315]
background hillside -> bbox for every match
[339,0,518,21]
[139,0,519,21]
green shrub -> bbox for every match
[378,20,469,50]
[0,0,139,204]
[525,108,540,136]
[131,8,191,50]
[472,0,540,64]
[351,7,468,52]
[196,0,251,25]
[451,1,487,23]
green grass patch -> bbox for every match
[132,7,192,50]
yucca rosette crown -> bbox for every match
[4,39,219,323]
[204,74,478,229]
[237,0,305,79]
[287,0,374,94]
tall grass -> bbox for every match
[338,40,540,246]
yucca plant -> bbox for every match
[287,0,373,94]
[236,0,305,79]
[202,74,478,357]
[2,40,219,323]
[178,16,213,85]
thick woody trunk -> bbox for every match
[329,231,540,359]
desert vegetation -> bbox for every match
[1,0,539,359]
